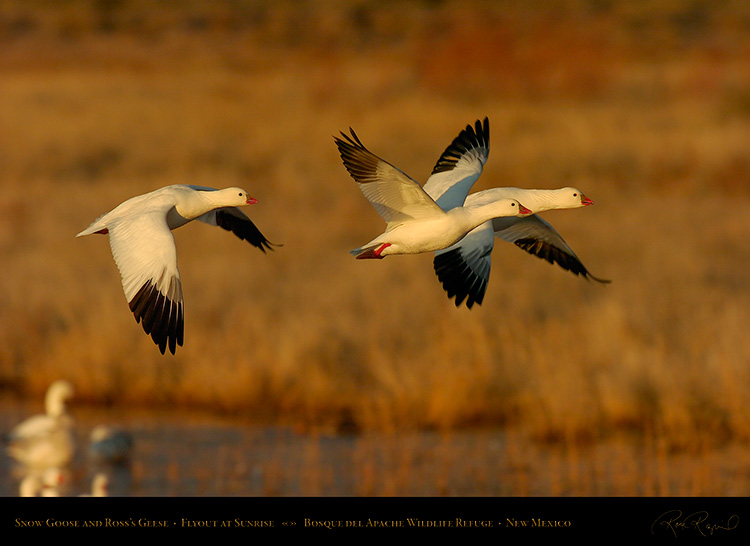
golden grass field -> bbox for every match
[1,1,749,495]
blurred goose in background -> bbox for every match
[78,473,110,497]
[76,185,277,355]
[419,118,609,308]
[39,467,73,497]
[18,467,72,497]
[6,380,76,474]
[18,474,42,497]
[88,425,133,466]
[334,124,531,259]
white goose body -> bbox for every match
[417,119,609,308]
[79,473,110,497]
[353,198,531,258]
[334,123,530,260]
[18,468,72,497]
[6,380,76,473]
[77,184,275,354]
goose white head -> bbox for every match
[559,187,594,207]
[45,380,74,418]
[455,198,532,233]
[472,198,532,218]
[223,187,258,206]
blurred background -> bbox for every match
[1,0,749,496]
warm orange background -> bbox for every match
[1,1,748,495]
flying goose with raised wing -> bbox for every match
[77,185,277,354]
[334,122,531,260]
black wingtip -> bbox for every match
[431,117,490,175]
[333,127,365,149]
[334,127,384,186]
[214,209,277,253]
[128,280,184,355]
[514,238,610,285]
[433,248,488,310]
[252,239,282,254]
[586,273,612,285]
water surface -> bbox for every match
[2,398,747,497]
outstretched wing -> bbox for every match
[493,215,611,283]
[423,117,490,211]
[197,207,277,252]
[433,221,494,308]
[108,210,184,355]
[434,213,609,308]
[334,129,444,226]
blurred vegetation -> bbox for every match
[0,0,749,459]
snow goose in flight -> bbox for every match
[6,380,76,474]
[333,126,531,259]
[419,119,609,308]
[432,188,610,308]
[77,185,276,354]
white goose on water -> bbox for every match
[78,473,110,497]
[76,185,277,354]
[18,474,42,497]
[333,126,531,259]
[18,467,72,497]
[6,380,76,474]
[419,118,609,308]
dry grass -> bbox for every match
[1,0,749,459]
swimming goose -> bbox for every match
[416,119,609,308]
[78,473,110,497]
[18,473,43,497]
[6,380,76,473]
[18,468,72,497]
[76,185,276,354]
[333,126,531,259]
